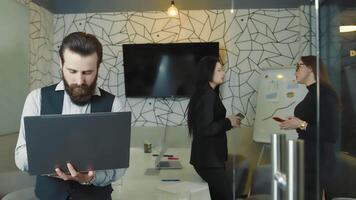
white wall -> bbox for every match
[0,0,29,135]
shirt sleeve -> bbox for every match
[15,89,41,171]
[93,168,127,187]
[111,97,123,112]
[92,96,126,186]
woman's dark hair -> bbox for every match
[186,56,220,136]
[300,55,332,88]
[59,32,103,68]
[300,55,341,109]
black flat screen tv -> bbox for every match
[122,42,219,98]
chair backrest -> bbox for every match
[225,154,249,198]
[250,165,272,195]
[0,171,35,197]
[2,187,37,200]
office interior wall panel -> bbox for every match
[29,6,314,127]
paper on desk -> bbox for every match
[157,181,208,194]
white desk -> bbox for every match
[111,148,210,200]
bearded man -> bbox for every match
[15,32,126,200]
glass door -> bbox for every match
[316,0,356,199]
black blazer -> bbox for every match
[294,83,340,183]
[190,86,232,168]
[295,83,339,144]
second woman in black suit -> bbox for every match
[279,55,340,199]
[187,56,241,200]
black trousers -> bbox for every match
[194,166,233,200]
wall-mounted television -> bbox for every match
[122,42,219,98]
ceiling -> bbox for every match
[32,0,308,14]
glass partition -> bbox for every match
[8,0,354,199]
[317,0,356,199]
[230,0,316,199]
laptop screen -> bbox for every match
[25,112,131,175]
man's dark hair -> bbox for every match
[59,32,103,68]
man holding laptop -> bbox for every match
[15,32,127,200]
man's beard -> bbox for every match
[63,74,97,106]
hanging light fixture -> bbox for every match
[230,0,235,14]
[339,25,356,33]
[167,0,178,17]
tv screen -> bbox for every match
[122,42,219,98]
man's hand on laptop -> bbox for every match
[53,163,95,185]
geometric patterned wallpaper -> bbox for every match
[29,2,54,89]
[28,3,315,127]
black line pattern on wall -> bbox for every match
[29,3,54,90]
[299,5,317,56]
[29,5,315,127]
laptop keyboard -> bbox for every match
[158,161,170,167]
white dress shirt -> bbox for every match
[15,81,126,187]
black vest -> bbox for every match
[35,84,115,200]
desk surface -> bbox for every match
[112,148,209,200]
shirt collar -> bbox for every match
[55,81,101,96]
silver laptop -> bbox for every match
[24,112,131,175]
[154,136,182,170]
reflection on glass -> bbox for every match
[275,56,340,199]
[318,2,356,199]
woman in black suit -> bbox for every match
[278,55,340,199]
[187,56,241,200]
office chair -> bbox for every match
[246,164,271,200]
[225,154,250,199]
